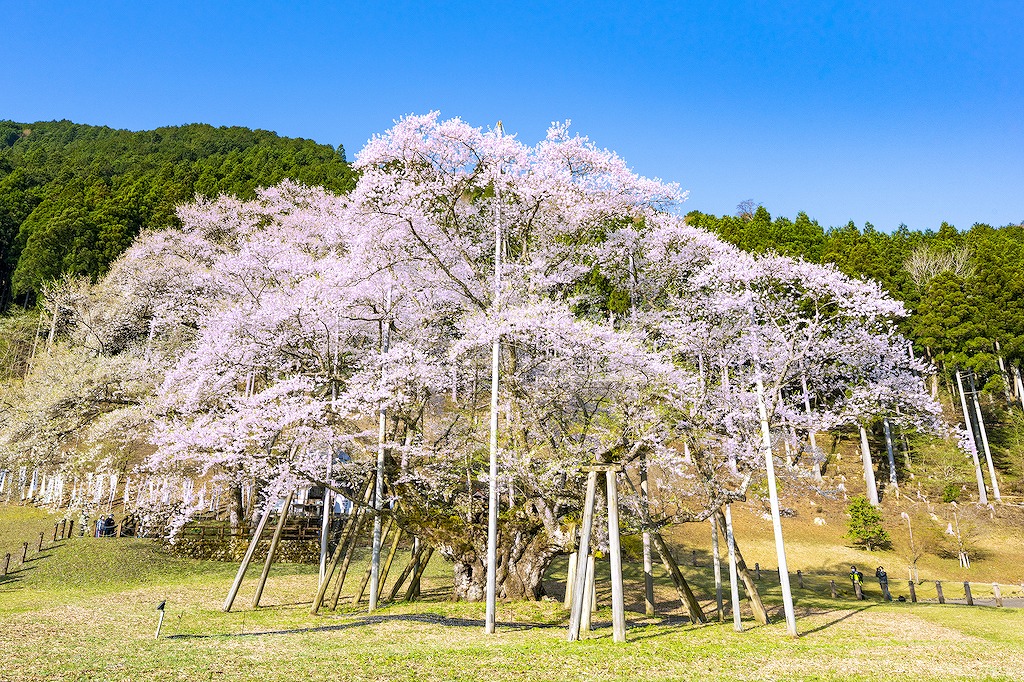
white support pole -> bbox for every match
[969,374,1001,502]
[754,371,797,636]
[882,418,899,492]
[605,468,626,643]
[567,471,598,641]
[1014,365,1024,412]
[859,425,880,506]
[485,131,503,635]
[724,504,743,632]
[801,375,822,480]
[640,453,655,616]
[711,516,724,623]
[369,290,393,613]
[320,450,333,582]
[956,370,988,504]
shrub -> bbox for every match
[845,496,890,550]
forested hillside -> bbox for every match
[0,120,356,309]
[687,207,1024,385]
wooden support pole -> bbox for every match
[331,505,373,610]
[404,546,433,601]
[37,531,44,552]
[755,563,761,580]
[714,509,769,625]
[377,527,404,602]
[969,373,1001,502]
[956,370,988,504]
[909,581,917,603]
[993,583,1002,607]
[797,570,804,589]
[936,581,945,604]
[357,517,394,604]
[964,582,974,606]
[311,476,374,614]
[2,553,9,576]
[581,555,596,634]
[830,580,837,599]
[20,542,28,564]
[605,468,626,643]
[651,531,707,624]
[567,471,598,641]
[564,551,578,609]
[387,538,425,602]
[53,523,59,542]
[251,490,294,608]
[223,494,277,612]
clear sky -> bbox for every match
[3,1,1022,232]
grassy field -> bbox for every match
[3,506,1024,681]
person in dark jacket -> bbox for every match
[875,566,891,601]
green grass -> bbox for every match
[3,505,1024,681]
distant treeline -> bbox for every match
[0,119,356,308]
[687,207,1024,380]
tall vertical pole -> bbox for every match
[567,471,598,641]
[605,468,627,643]
[369,288,393,612]
[748,294,796,636]
[968,374,1001,502]
[319,450,333,582]
[882,418,899,492]
[723,504,742,632]
[801,375,821,480]
[859,425,879,506]
[1014,366,1024,412]
[485,123,504,635]
[640,452,655,616]
[711,516,724,622]
[956,370,988,504]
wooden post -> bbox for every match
[935,581,945,604]
[53,523,59,542]
[20,542,28,564]
[60,519,66,539]
[605,468,626,643]
[377,527,404,602]
[311,476,374,613]
[567,471,598,641]
[993,583,1002,607]
[37,531,44,552]
[223,494,277,612]
[404,546,433,601]
[652,531,708,624]
[711,517,724,623]
[68,519,73,537]
[908,581,917,603]
[830,580,837,599]
[964,582,973,606]
[387,539,425,602]
[2,553,9,576]
[691,549,698,567]
[581,555,596,633]
[331,504,373,609]
[714,509,769,625]
[797,570,804,589]
[564,551,578,609]
[251,490,294,608]
[755,563,761,580]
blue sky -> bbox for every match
[3,1,1022,231]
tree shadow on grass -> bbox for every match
[168,612,565,639]
[796,604,874,636]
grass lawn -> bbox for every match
[2,505,1024,681]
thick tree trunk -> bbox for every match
[228,484,245,529]
[449,532,555,602]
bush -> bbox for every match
[845,496,890,550]
[941,483,961,503]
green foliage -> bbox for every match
[845,496,891,550]
[0,119,356,307]
[941,483,962,503]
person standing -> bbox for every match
[875,566,891,601]
[850,565,864,600]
